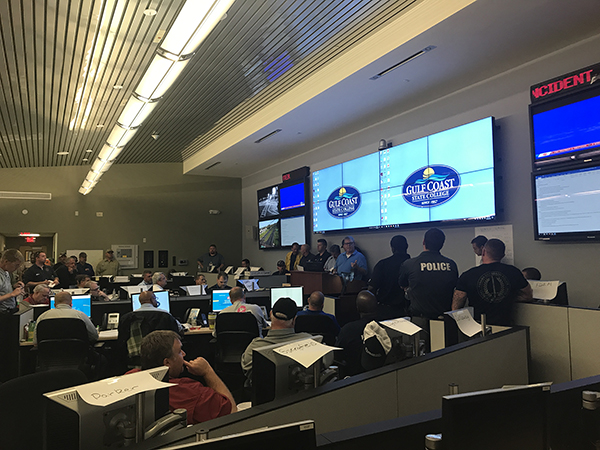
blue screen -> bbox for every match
[533,94,600,161]
[50,294,92,317]
[280,182,305,210]
[312,117,496,232]
[211,290,231,312]
[131,290,170,314]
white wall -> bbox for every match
[241,34,600,308]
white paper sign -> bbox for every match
[380,318,422,336]
[474,224,514,266]
[76,370,174,407]
[446,308,481,337]
[529,280,560,300]
[273,339,339,368]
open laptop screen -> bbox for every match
[50,294,92,318]
[211,290,231,312]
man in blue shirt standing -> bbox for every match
[334,236,367,281]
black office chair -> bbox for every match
[0,368,87,450]
[214,312,259,401]
[36,318,96,378]
[294,314,339,346]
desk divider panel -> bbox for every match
[567,307,600,381]
[395,328,529,418]
[514,303,571,383]
[193,328,529,440]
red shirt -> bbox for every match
[23,294,49,305]
[126,370,231,424]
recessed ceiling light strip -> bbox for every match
[79,0,235,195]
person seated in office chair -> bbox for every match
[138,269,153,288]
[336,290,379,376]
[296,291,340,333]
[34,291,98,345]
[151,272,168,292]
[522,267,542,281]
[207,272,232,295]
[195,274,207,286]
[85,280,110,301]
[241,297,312,384]
[128,330,237,424]
[76,274,91,288]
[214,287,268,337]
[23,284,51,306]
[272,260,287,276]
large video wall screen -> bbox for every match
[312,117,496,232]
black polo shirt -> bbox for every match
[22,264,55,285]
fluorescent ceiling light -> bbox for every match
[160,2,214,55]
[106,125,137,148]
[118,96,159,128]
[98,145,122,162]
[135,56,189,100]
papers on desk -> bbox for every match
[445,308,481,337]
[123,285,143,297]
[529,280,560,300]
[273,338,340,368]
[380,317,422,336]
[98,329,118,340]
[76,370,174,407]
[114,276,129,283]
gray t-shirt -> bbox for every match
[0,268,16,314]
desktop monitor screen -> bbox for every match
[50,294,91,318]
[131,290,170,314]
[270,286,303,308]
[211,290,231,312]
[280,182,306,211]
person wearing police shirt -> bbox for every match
[398,228,458,319]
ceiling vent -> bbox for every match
[204,161,221,170]
[0,191,52,200]
[370,45,436,80]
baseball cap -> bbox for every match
[106,249,114,253]
[361,321,392,371]
[271,297,298,321]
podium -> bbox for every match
[289,271,343,296]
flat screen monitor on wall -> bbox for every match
[280,216,306,246]
[259,218,280,249]
[312,117,497,233]
[530,85,600,170]
[280,182,306,211]
[258,185,280,219]
[533,164,600,241]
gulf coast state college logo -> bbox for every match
[402,165,460,208]
[326,186,361,218]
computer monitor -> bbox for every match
[50,294,92,318]
[131,290,170,314]
[44,367,170,450]
[442,383,550,450]
[252,335,324,406]
[160,420,316,450]
[211,290,231,312]
[270,286,303,308]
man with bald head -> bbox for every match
[296,290,340,333]
[34,291,98,345]
[336,290,379,376]
[215,286,268,337]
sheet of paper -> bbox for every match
[185,285,203,296]
[76,370,174,407]
[446,309,481,337]
[273,339,340,368]
[123,285,143,296]
[98,329,118,339]
[380,318,422,336]
[529,280,560,300]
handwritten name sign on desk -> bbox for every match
[76,369,174,407]
[446,308,481,337]
[529,280,560,300]
[380,318,422,336]
[274,339,340,368]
